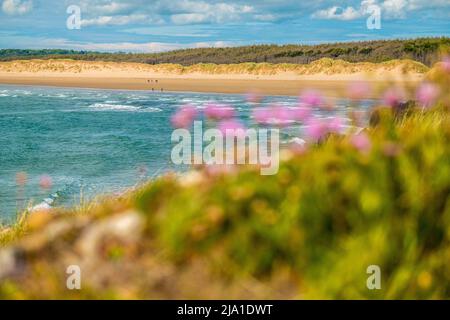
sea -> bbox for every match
[0,84,373,223]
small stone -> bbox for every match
[75,211,144,260]
[0,247,22,279]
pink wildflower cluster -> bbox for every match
[347,81,372,101]
[252,104,297,126]
[170,90,351,144]
[382,87,405,108]
[350,132,372,154]
[441,56,450,73]
[39,175,53,190]
[300,90,324,107]
[171,104,198,128]
[304,117,346,142]
[416,82,440,109]
[217,119,245,137]
[204,103,235,120]
[15,171,53,190]
[169,80,443,153]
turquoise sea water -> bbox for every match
[0,84,372,223]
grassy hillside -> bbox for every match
[1,37,449,67]
[0,57,429,76]
[1,104,449,299]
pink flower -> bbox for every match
[252,107,272,124]
[218,119,245,137]
[270,104,293,126]
[327,117,345,133]
[382,88,405,107]
[171,104,198,128]
[300,90,324,108]
[204,103,235,120]
[347,81,372,100]
[350,133,371,154]
[39,175,53,190]
[245,91,262,103]
[305,118,328,142]
[441,56,450,73]
[382,141,401,157]
[291,104,312,122]
[16,171,28,186]
[416,82,440,108]
[253,105,292,125]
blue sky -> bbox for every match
[0,0,449,52]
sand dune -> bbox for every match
[0,58,426,96]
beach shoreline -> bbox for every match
[0,74,423,97]
[0,58,426,97]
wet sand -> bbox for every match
[0,75,421,98]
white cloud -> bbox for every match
[193,41,230,48]
[81,14,163,27]
[312,6,362,20]
[73,40,235,52]
[18,37,236,52]
[170,2,254,24]
[74,0,257,27]
[2,0,32,15]
[77,0,133,15]
[89,1,131,15]
[121,26,213,37]
[312,0,450,21]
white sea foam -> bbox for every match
[288,137,306,146]
[88,103,141,111]
[30,198,54,212]
[142,107,163,112]
[88,103,162,112]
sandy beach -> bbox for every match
[0,75,398,97]
[0,59,426,97]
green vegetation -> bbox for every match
[1,37,449,66]
[1,103,449,299]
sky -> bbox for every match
[0,0,449,52]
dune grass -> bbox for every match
[0,57,429,76]
[0,214,26,247]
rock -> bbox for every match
[0,247,23,279]
[20,218,84,252]
[75,211,144,260]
